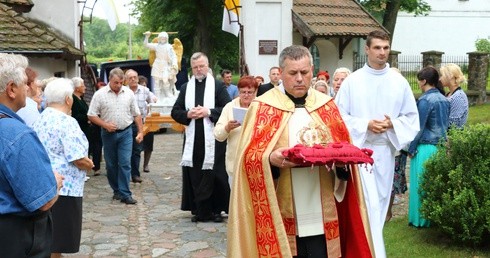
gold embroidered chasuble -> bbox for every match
[227,88,373,258]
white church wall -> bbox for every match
[242,0,292,79]
[392,0,490,55]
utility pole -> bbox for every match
[125,3,132,60]
[128,14,132,59]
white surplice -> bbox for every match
[289,108,324,237]
[335,63,419,258]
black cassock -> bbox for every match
[171,77,231,218]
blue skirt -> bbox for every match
[408,144,437,228]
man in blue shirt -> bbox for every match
[0,53,63,257]
[221,69,238,99]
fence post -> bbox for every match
[422,51,444,69]
[388,50,401,69]
[467,51,489,104]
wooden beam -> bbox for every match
[303,36,317,48]
[292,11,315,39]
[338,38,353,59]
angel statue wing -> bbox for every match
[148,37,159,67]
[172,38,184,71]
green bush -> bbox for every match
[475,38,490,53]
[421,124,490,246]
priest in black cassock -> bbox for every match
[171,52,231,223]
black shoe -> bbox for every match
[121,197,137,204]
[213,214,224,223]
[112,194,122,200]
[132,176,143,183]
[191,215,199,222]
[191,214,213,222]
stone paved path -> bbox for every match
[66,131,408,257]
[68,131,227,258]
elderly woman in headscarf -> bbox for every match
[316,70,334,96]
[313,80,330,95]
[32,78,93,258]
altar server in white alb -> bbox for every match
[335,30,419,258]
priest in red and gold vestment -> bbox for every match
[227,45,374,258]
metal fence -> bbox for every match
[354,55,469,92]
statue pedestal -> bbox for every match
[144,112,184,134]
[147,105,173,115]
[143,97,184,134]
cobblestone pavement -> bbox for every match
[67,131,408,257]
[68,131,227,258]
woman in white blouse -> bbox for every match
[214,76,258,186]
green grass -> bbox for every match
[385,216,490,258]
[232,74,240,85]
[468,102,490,125]
[410,87,490,125]
[383,106,489,257]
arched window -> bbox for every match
[309,44,320,76]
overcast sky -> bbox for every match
[80,0,136,24]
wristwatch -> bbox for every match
[207,108,211,117]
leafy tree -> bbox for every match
[132,0,239,72]
[83,16,151,64]
[358,0,431,43]
[475,39,490,53]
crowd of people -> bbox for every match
[0,28,470,257]
[223,30,467,257]
[0,54,159,256]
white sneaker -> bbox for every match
[84,176,90,182]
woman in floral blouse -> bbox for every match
[33,78,93,257]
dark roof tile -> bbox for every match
[293,0,387,38]
[0,3,83,59]
[0,0,33,5]
[0,0,33,13]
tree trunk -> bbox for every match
[194,0,213,64]
[382,0,402,45]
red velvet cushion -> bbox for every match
[282,142,374,167]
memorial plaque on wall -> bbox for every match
[259,40,278,55]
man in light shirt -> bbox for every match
[88,68,144,205]
[125,69,156,183]
[16,67,41,127]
